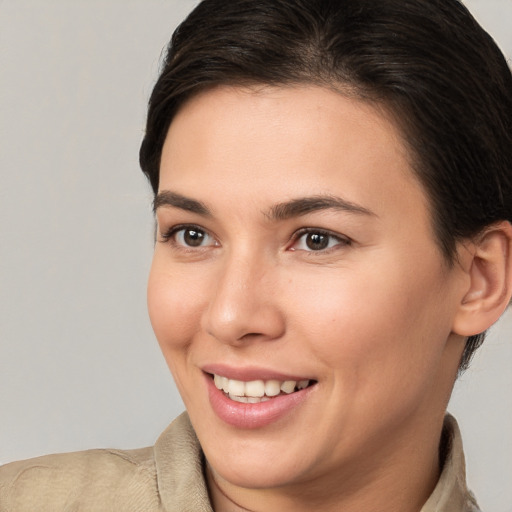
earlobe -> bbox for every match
[452,221,512,336]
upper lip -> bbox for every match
[202,363,314,382]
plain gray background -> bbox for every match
[1,1,511,510]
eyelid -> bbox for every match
[159,223,218,247]
[288,227,351,251]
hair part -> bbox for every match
[140,0,512,371]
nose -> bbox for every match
[201,253,285,345]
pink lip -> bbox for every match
[201,363,313,382]
[203,372,316,429]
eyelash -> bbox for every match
[289,228,351,253]
[159,224,351,253]
[159,224,217,249]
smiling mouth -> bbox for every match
[210,373,316,403]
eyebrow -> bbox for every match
[153,190,376,220]
[153,191,211,216]
[266,195,376,220]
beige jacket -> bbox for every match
[0,413,481,511]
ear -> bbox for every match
[452,221,512,336]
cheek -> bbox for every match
[147,257,205,353]
[289,256,452,381]
[147,257,212,407]
[290,262,454,448]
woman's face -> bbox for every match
[148,85,467,493]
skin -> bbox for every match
[148,85,472,512]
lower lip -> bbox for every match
[205,374,316,429]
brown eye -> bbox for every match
[183,228,205,247]
[305,233,329,250]
[291,229,350,252]
[171,226,216,248]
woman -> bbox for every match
[1,0,511,511]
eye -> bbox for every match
[290,229,350,252]
[161,225,217,248]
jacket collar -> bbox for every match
[420,414,481,512]
[154,413,212,512]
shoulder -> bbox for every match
[0,446,162,512]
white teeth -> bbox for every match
[229,393,249,403]
[264,380,281,397]
[245,380,265,397]
[280,380,296,394]
[213,374,223,389]
[297,380,309,390]
[212,374,312,400]
[227,379,245,397]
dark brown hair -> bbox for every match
[140,0,512,371]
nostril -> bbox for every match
[239,332,264,342]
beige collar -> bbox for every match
[420,414,481,512]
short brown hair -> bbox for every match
[140,0,512,371]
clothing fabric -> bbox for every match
[0,413,480,511]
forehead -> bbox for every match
[159,85,428,224]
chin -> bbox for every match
[208,451,305,490]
